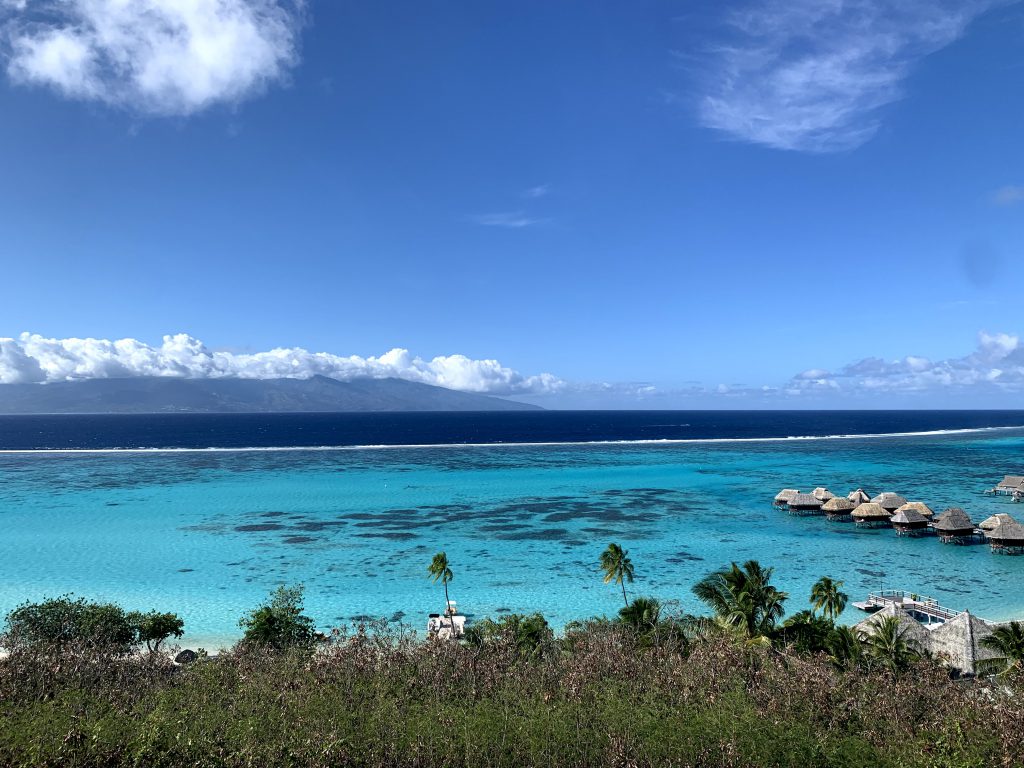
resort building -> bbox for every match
[822,497,856,521]
[773,489,800,508]
[854,604,1002,676]
[851,502,891,528]
[871,492,908,512]
[991,475,1024,496]
[847,489,871,504]
[895,502,934,519]
[982,514,1024,555]
[812,487,835,502]
[786,493,824,516]
[933,508,977,544]
[890,508,930,536]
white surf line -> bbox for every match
[2,424,1024,454]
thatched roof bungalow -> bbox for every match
[787,493,824,516]
[871,492,908,512]
[854,604,930,654]
[773,489,800,508]
[847,489,871,504]
[979,513,1015,531]
[822,497,856,520]
[933,508,977,544]
[895,502,934,519]
[995,475,1024,494]
[983,514,1024,554]
[927,611,999,676]
[890,508,930,536]
[851,502,891,528]
[812,487,835,502]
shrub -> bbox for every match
[238,585,316,651]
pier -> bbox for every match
[852,590,960,625]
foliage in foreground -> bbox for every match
[1,620,1023,768]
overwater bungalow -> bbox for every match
[890,508,930,536]
[812,487,835,502]
[982,514,1024,555]
[822,497,856,521]
[786,493,824,516]
[773,489,800,508]
[871,492,908,512]
[979,513,1015,531]
[933,508,978,544]
[895,501,934,519]
[851,502,891,528]
[989,475,1024,496]
[847,489,871,505]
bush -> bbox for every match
[133,611,185,653]
[3,596,150,655]
[463,612,553,655]
[238,585,316,651]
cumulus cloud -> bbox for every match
[787,331,1024,395]
[0,333,565,396]
[695,0,998,152]
[1,0,303,115]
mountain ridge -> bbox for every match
[0,375,542,414]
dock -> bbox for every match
[852,590,961,625]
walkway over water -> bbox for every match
[853,590,961,625]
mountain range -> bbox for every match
[0,376,541,414]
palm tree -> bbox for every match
[600,543,635,608]
[859,615,920,675]
[619,597,661,630]
[825,625,862,671]
[978,621,1024,677]
[810,576,848,620]
[427,552,454,616]
[692,560,788,643]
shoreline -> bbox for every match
[2,423,1024,453]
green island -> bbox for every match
[2,546,1023,768]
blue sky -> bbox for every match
[0,0,1022,407]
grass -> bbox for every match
[1,621,1022,767]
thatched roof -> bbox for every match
[851,502,890,519]
[933,508,974,532]
[812,487,835,501]
[774,489,800,503]
[895,501,934,519]
[979,512,1017,531]
[996,475,1024,491]
[928,611,998,675]
[854,605,930,650]
[822,497,856,512]
[871,492,908,511]
[847,489,871,504]
[890,508,929,525]
[788,493,823,508]
[983,516,1024,543]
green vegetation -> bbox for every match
[599,542,634,607]
[427,551,454,612]
[238,585,316,651]
[978,620,1024,677]
[1,560,1022,767]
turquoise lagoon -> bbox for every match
[2,430,1024,648]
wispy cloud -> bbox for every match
[0,333,565,396]
[522,184,550,199]
[992,185,1024,205]
[787,331,1024,396]
[470,211,546,229]
[694,0,999,152]
[1,0,304,116]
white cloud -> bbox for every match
[2,0,303,115]
[695,0,998,152]
[522,184,550,199]
[791,331,1024,395]
[0,333,565,395]
[470,211,546,229]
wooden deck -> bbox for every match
[853,590,961,624]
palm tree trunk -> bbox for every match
[621,580,629,608]
[444,580,454,636]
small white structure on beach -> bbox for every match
[426,600,467,640]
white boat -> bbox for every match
[426,599,466,639]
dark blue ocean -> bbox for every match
[2,410,1024,648]
[2,409,1024,450]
